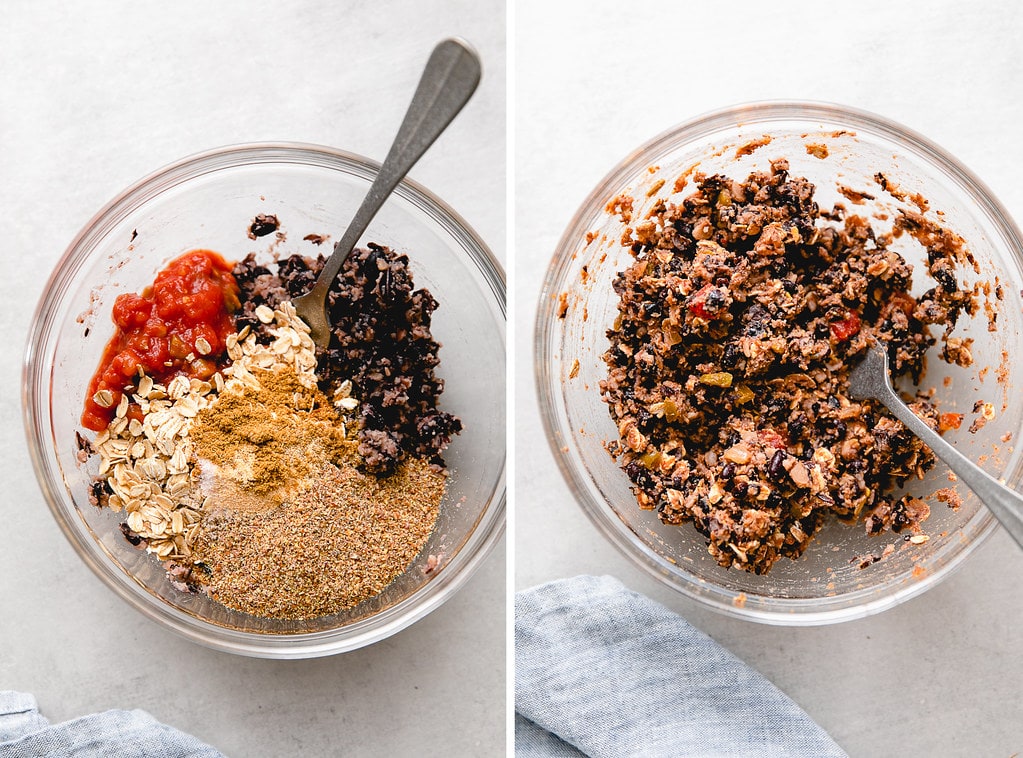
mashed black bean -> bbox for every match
[232,243,461,474]
[600,159,974,574]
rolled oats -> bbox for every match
[93,371,212,555]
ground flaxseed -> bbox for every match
[192,458,446,619]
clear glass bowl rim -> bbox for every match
[23,141,506,657]
[535,100,1023,625]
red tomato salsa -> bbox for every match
[687,283,723,320]
[828,310,861,343]
[81,250,240,431]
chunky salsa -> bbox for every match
[81,249,240,431]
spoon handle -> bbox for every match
[316,38,481,294]
[874,371,1023,549]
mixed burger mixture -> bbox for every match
[600,159,976,574]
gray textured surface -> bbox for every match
[0,2,505,756]
[515,1,1023,755]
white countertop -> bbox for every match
[0,2,505,756]
[515,0,1023,755]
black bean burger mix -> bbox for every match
[600,158,976,574]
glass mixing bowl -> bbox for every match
[24,143,506,657]
[536,101,1023,624]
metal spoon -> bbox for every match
[293,38,481,347]
[848,342,1023,549]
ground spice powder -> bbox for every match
[189,367,349,512]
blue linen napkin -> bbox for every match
[0,691,224,757]
[515,575,848,758]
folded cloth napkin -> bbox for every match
[515,575,848,758]
[0,691,225,757]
